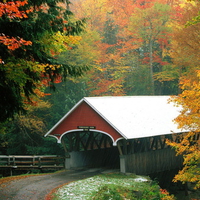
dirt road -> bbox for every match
[0,168,103,200]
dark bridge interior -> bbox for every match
[62,131,120,169]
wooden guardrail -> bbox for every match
[0,155,65,170]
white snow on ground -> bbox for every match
[56,174,150,200]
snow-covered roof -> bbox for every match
[45,96,187,140]
[83,96,185,139]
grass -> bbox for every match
[52,173,174,200]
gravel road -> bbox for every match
[0,168,103,200]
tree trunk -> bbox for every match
[149,39,155,95]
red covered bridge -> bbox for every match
[45,96,190,175]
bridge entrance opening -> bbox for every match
[61,131,120,169]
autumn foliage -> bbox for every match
[71,0,180,96]
[165,1,200,189]
[0,0,86,122]
[0,0,31,18]
[0,34,32,50]
[167,71,200,189]
[0,1,32,51]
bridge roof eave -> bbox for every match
[49,129,124,146]
[44,98,85,138]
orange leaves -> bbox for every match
[107,0,135,28]
[173,165,200,189]
[174,71,200,131]
[91,78,125,96]
[0,1,32,19]
[0,1,33,51]
[166,132,200,188]
[166,132,197,155]
[0,175,29,187]
[169,1,200,76]
[71,0,175,96]
[167,70,200,189]
[0,34,32,50]
[41,73,62,87]
[160,188,175,200]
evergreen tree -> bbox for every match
[0,0,87,122]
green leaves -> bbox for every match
[0,0,87,122]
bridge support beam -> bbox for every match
[119,155,126,173]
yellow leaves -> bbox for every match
[167,70,200,189]
[25,96,51,111]
[94,66,105,72]
[170,70,200,132]
[160,189,175,200]
[153,65,179,82]
[52,31,81,48]
[196,70,200,78]
[3,60,57,82]
[173,165,200,189]
[65,35,82,46]
[179,74,200,94]
[17,113,47,135]
[170,1,200,71]
[168,72,200,188]
[40,31,82,57]
[2,59,55,110]
[32,63,61,73]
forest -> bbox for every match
[0,0,199,189]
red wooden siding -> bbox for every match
[49,101,123,143]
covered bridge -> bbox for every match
[45,96,188,175]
